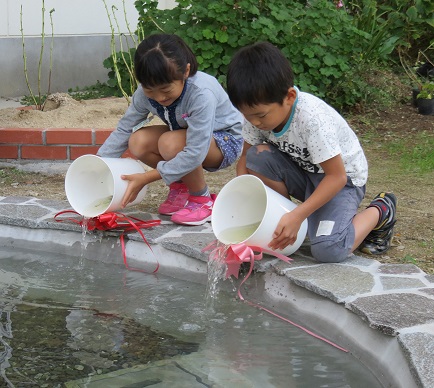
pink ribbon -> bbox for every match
[203,240,348,353]
[203,241,292,279]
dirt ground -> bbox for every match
[0,95,433,273]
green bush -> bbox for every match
[103,47,137,97]
[103,0,431,110]
[345,0,434,55]
[133,0,405,109]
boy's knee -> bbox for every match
[310,240,350,263]
[246,144,276,167]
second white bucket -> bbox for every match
[65,154,147,218]
[212,175,308,255]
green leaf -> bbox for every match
[302,47,315,59]
[103,58,113,69]
[107,78,118,87]
[249,5,260,15]
[323,54,336,66]
[202,29,214,39]
[215,30,229,43]
[406,6,418,22]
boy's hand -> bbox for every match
[269,212,303,251]
[236,142,251,176]
[120,173,147,207]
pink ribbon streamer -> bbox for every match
[203,240,348,353]
[203,241,292,279]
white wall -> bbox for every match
[1,0,139,37]
[1,0,176,36]
[0,0,176,97]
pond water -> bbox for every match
[0,247,383,387]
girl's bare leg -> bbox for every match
[128,125,169,168]
[157,129,223,192]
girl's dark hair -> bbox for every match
[134,34,198,88]
[227,42,294,108]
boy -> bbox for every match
[226,42,396,262]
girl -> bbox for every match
[98,34,244,226]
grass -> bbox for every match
[0,167,27,184]
[68,81,115,101]
[20,81,115,106]
[359,129,434,174]
[387,131,434,173]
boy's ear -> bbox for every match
[283,87,297,105]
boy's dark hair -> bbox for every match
[227,42,294,108]
[135,34,198,88]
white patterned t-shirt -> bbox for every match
[242,89,368,187]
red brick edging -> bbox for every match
[0,127,133,160]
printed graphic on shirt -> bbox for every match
[268,139,320,174]
[242,91,369,186]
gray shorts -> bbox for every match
[205,131,243,172]
[246,144,366,263]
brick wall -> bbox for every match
[0,127,133,160]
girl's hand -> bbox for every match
[120,173,147,207]
[268,212,303,251]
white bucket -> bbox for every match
[211,175,308,255]
[65,154,147,218]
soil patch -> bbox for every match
[0,94,127,129]
[0,96,433,273]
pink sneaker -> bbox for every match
[171,194,216,226]
[158,182,189,215]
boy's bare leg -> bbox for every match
[351,207,380,251]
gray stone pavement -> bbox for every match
[0,195,433,388]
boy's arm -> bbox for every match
[269,154,348,250]
[236,142,251,176]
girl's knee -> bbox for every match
[158,130,185,159]
[310,240,350,263]
[128,134,148,158]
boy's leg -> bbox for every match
[358,193,397,255]
[306,175,365,262]
[245,144,308,201]
[245,144,365,262]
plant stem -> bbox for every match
[112,3,137,97]
[37,0,46,110]
[20,5,38,107]
[43,8,55,111]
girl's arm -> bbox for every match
[269,154,347,250]
[120,169,161,208]
[98,87,151,158]
[156,90,217,184]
